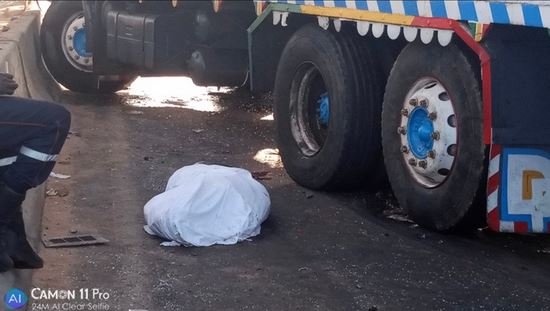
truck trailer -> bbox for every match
[40,0,550,233]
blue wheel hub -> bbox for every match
[407,107,434,159]
[73,28,91,57]
[317,92,330,126]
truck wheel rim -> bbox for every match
[289,63,329,157]
[400,78,457,188]
[317,92,330,126]
[62,12,93,72]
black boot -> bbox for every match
[0,182,43,270]
[0,226,15,273]
[10,206,44,269]
[0,183,20,272]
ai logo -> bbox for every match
[3,288,28,310]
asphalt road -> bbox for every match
[34,77,550,311]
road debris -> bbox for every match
[46,188,69,197]
[192,128,205,134]
[251,170,272,180]
[68,130,81,137]
[160,241,182,247]
[50,172,71,179]
[387,214,414,223]
[253,148,282,168]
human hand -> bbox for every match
[0,73,18,95]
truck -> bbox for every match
[40,0,550,234]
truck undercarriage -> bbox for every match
[41,0,255,93]
[39,0,550,234]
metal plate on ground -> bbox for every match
[42,234,109,248]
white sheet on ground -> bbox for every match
[144,164,271,247]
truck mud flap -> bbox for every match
[484,25,550,146]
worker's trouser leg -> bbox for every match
[0,97,69,271]
[0,97,71,194]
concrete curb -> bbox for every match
[0,11,61,309]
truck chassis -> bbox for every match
[40,0,550,233]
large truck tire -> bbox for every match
[40,1,134,94]
[273,25,384,190]
[382,41,486,231]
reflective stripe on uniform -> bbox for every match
[19,146,58,162]
[0,156,17,167]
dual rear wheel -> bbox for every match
[274,25,485,230]
[274,25,384,190]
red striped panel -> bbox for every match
[514,222,529,234]
[487,208,500,232]
[490,144,502,159]
[487,173,500,193]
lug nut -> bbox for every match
[68,35,73,40]
[447,114,457,127]
[428,111,437,120]
[428,150,436,159]
[397,127,407,135]
[409,99,418,106]
[431,131,440,141]
[73,26,78,31]
[447,144,457,156]
[75,55,80,60]
[418,160,427,169]
[401,108,409,117]
[401,146,409,153]
[408,158,417,166]
[68,46,74,51]
[84,58,89,64]
[420,99,429,107]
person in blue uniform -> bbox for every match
[0,72,70,272]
